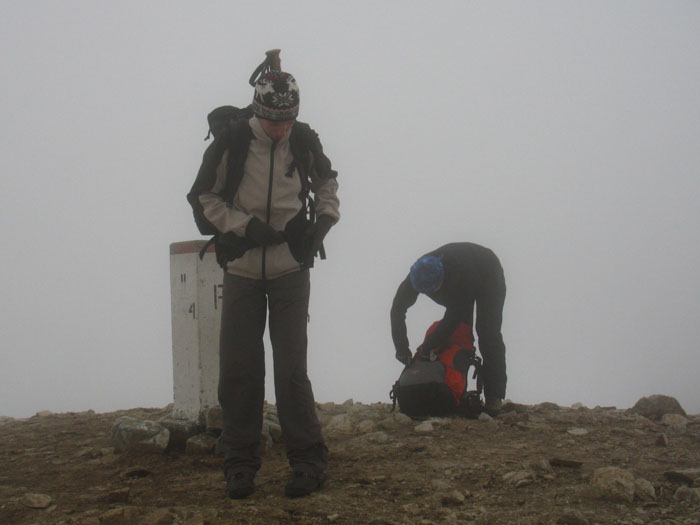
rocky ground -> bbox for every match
[1,396,700,525]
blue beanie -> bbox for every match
[409,255,444,293]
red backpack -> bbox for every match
[390,321,483,418]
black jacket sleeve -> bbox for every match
[390,277,419,354]
[187,137,229,236]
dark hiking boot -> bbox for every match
[226,470,255,499]
[284,470,323,498]
[484,397,502,417]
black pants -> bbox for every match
[218,269,328,475]
[474,256,507,399]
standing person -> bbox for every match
[390,243,506,415]
[188,51,339,499]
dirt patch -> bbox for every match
[1,402,700,524]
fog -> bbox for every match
[1,1,699,418]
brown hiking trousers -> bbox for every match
[218,269,328,475]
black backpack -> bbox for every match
[390,322,484,419]
[390,351,483,419]
[203,105,254,142]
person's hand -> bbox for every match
[218,231,243,247]
[246,217,285,246]
[303,215,334,268]
[395,348,412,366]
[215,232,253,266]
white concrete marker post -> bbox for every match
[169,241,223,421]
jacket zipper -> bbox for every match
[262,141,276,280]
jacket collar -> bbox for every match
[249,116,291,145]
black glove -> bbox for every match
[215,232,255,267]
[303,215,334,268]
[246,217,285,246]
[395,347,412,366]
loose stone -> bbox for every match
[503,470,535,487]
[673,486,700,505]
[628,394,686,420]
[110,417,170,453]
[414,421,434,433]
[441,489,465,506]
[634,478,656,501]
[655,433,669,447]
[588,467,635,503]
[185,433,217,455]
[22,492,52,509]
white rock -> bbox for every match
[357,420,377,434]
[431,478,453,490]
[502,470,535,487]
[159,417,202,451]
[589,467,635,503]
[22,493,52,509]
[263,411,279,425]
[348,404,368,415]
[266,421,283,443]
[661,413,689,434]
[634,478,656,501]
[393,413,413,424]
[377,417,398,430]
[110,417,170,453]
[414,421,435,433]
[326,414,353,433]
[364,431,390,443]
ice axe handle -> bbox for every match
[249,49,282,86]
[266,49,281,71]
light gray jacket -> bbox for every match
[198,117,340,279]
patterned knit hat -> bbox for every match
[409,255,444,293]
[252,71,300,121]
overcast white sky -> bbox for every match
[1,1,699,418]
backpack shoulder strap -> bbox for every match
[221,119,254,203]
[289,121,337,181]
